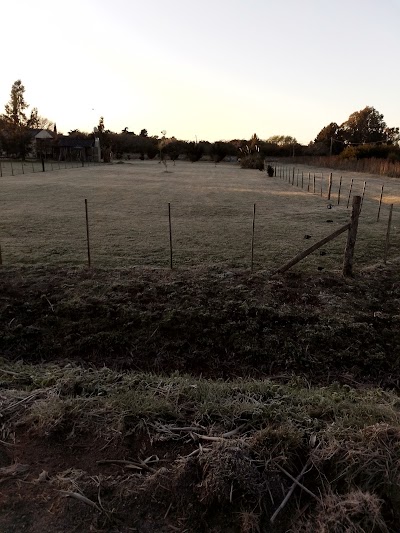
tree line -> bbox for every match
[0,80,399,164]
[311,106,400,159]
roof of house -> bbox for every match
[58,136,94,148]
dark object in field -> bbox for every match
[304,234,312,239]
[267,165,274,177]
[326,220,333,223]
[327,203,333,209]
[320,250,327,256]
[317,266,324,271]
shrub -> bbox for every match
[185,142,204,162]
[267,165,274,177]
[240,155,265,171]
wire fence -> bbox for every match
[0,162,398,272]
[0,158,100,177]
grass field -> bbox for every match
[0,159,398,271]
[1,160,400,530]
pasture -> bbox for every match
[0,159,399,272]
[1,161,400,531]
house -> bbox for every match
[30,129,55,158]
[56,135,95,161]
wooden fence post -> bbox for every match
[11,161,14,176]
[327,173,332,200]
[377,185,384,221]
[360,181,366,212]
[0,244,2,265]
[346,178,354,208]
[301,172,304,189]
[0,161,2,177]
[337,176,342,205]
[384,204,394,264]
[251,203,256,271]
[343,195,361,277]
[85,199,91,268]
[313,174,316,194]
[168,202,173,269]
[308,173,310,192]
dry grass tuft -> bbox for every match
[299,489,388,532]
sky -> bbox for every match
[1,0,400,144]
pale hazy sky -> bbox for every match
[1,0,399,144]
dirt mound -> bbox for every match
[1,263,400,386]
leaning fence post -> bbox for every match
[377,185,384,221]
[84,199,91,268]
[327,173,332,200]
[168,202,173,269]
[251,203,256,271]
[343,195,361,277]
[384,204,394,264]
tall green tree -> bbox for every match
[340,107,399,145]
[4,80,29,127]
[314,122,344,155]
[0,80,53,158]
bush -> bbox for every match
[267,165,274,177]
[185,142,204,162]
[240,155,265,171]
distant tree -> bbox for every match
[0,80,36,158]
[27,107,53,130]
[185,141,204,162]
[314,122,344,155]
[121,127,135,135]
[340,106,399,145]
[4,80,29,127]
[163,139,185,164]
[210,141,237,163]
[97,116,112,162]
[266,134,297,146]
[140,129,148,137]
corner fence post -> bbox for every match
[343,195,361,277]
